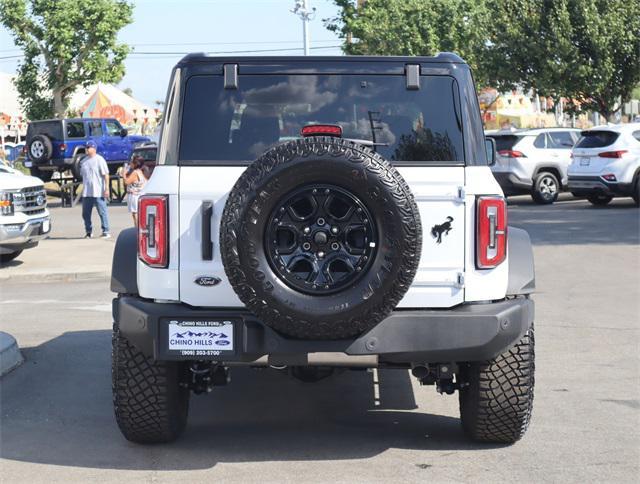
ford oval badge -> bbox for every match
[195,276,221,287]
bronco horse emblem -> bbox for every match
[431,216,454,244]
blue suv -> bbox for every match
[25,118,150,181]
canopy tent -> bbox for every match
[69,83,160,134]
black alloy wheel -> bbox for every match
[266,184,377,295]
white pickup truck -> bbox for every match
[0,166,51,263]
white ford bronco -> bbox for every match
[111,54,536,445]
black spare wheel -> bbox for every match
[27,134,53,162]
[220,137,422,339]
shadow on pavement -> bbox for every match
[0,259,24,268]
[508,197,639,245]
[0,330,494,471]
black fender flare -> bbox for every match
[111,227,138,295]
[507,227,535,295]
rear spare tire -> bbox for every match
[220,137,422,340]
[27,135,53,163]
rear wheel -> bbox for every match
[27,135,53,163]
[112,321,190,444]
[587,194,613,206]
[632,178,639,207]
[459,324,535,444]
[71,153,86,180]
[0,250,23,264]
[531,172,559,204]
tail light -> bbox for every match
[598,150,627,158]
[59,143,67,151]
[301,124,343,137]
[498,150,526,158]
[138,195,168,268]
[476,196,507,269]
[601,174,617,181]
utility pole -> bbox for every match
[291,0,316,55]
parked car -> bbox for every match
[0,171,51,264]
[111,54,536,445]
[487,127,581,204]
[24,118,151,181]
[568,123,640,206]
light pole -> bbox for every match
[291,0,316,56]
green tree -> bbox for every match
[492,0,640,120]
[325,0,494,87]
[327,0,640,121]
[0,0,133,120]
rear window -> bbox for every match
[488,135,522,152]
[179,74,464,164]
[576,130,619,149]
[27,121,63,141]
[132,147,157,162]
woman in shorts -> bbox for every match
[124,157,147,226]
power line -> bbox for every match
[0,44,343,61]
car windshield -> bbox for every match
[179,74,465,164]
[575,130,619,149]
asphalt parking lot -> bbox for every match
[1,195,639,483]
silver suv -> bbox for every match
[488,127,581,204]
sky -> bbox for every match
[0,0,345,106]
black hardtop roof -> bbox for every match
[31,117,118,124]
[177,53,466,66]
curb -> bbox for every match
[0,270,110,284]
[0,332,23,377]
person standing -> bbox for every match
[123,156,147,226]
[81,140,111,238]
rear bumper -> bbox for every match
[568,176,634,196]
[492,171,532,195]
[113,296,534,365]
[26,157,73,169]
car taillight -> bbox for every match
[498,150,526,158]
[301,124,343,137]
[598,150,627,158]
[59,143,67,151]
[138,195,168,268]
[601,174,617,181]
[476,196,507,269]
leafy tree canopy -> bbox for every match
[0,0,133,119]
[326,0,640,120]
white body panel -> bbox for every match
[157,164,508,309]
[463,166,509,301]
[137,166,180,301]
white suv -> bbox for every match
[488,128,581,204]
[568,123,640,206]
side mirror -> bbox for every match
[120,128,128,137]
[485,137,497,166]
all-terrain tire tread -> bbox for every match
[459,324,535,443]
[112,322,189,444]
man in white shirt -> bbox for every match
[80,140,111,238]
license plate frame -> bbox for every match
[579,156,590,166]
[164,318,237,358]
